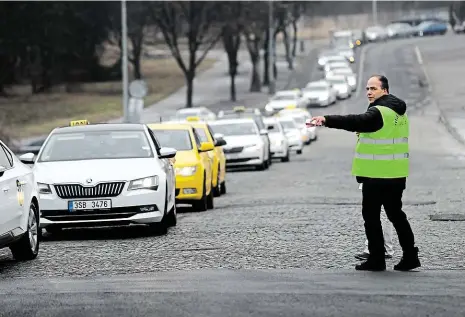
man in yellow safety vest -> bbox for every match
[307,75,420,272]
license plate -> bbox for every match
[68,199,112,211]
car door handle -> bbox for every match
[2,187,9,193]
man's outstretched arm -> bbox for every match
[323,107,383,133]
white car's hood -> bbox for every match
[303,91,328,99]
[222,135,261,148]
[267,100,296,109]
[33,158,160,184]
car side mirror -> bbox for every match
[199,142,214,152]
[259,129,269,136]
[215,138,227,146]
[159,147,177,159]
[267,125,275,130]
[19,152,35,164]
[213,133,224,140]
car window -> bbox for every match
[38,130,154,162]
[194,128,209,142]
[210,122,258,136]
[191,129,202,148]
[0,144,13,168]
[152,129,193,151]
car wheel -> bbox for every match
[193,176,208,212]
[207,183,214,209]
[166,203,177,227]
[281,150,290,162]
[10,202,39,261]
[297,149,303,155]
[220,180,226,195]
[213,165,221,197]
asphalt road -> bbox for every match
[2,34,465,316]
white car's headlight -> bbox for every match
[265,104,273,111]
[38,182,52,194]
[175,166,197,177]
[128,176,159,191]
[339,86,348,93]
[244,144,260,151]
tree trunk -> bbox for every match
[291,20,298,58]
[263,29,270,86]
[230,73,236,101]
[282,28,293,70]
[185,70,194,107]
[130,31,144,80]
[246,37,261,92]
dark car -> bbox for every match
[415,21,448,36]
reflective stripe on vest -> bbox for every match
[358,137,408,145]
[354,153,409,160]
[351,105,409,178]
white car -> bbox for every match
[327,68,357,91]
[265,90,307,113]
[325,75,351,99]
[304,80,338,107]
[317,54,347,69]
[324,61,351,73]
[263,117,290,162]
[278,109,316,145]
[19,122,178,235]
[175,107,216,121]
[209,118,270,170]
[0,139,40,261]
[277,117,304,155]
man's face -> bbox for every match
[366,77,387,103]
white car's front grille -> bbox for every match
[54,182,125,199]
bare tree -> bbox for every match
[242,2,268,92]
[150,1,223,107]
[221,2,243,101]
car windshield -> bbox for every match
[332,68,352,74]
[152,129,193,151]
[194,128,209,142]
[328,78,346,84]
[266,122,281,132]
[292,117,305,125]
[279,120,297,130]
[38,130,153,162]
[304,86,327,92]
[210,122,257,136]
[272,94,296,101]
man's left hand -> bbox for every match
[306,116,326,127]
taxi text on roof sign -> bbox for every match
[233,106,246,112]
[69,119,90,126]
[186,116,200,122]
[285,104,297,109]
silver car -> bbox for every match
[263,117,290,162]
[303,81,337,107]
[327,67,357,92]
[277,117,304,155]
[326,75,351,99]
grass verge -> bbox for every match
[1,57,217,140]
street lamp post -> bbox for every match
[121,0,129,123]
[372,0,378,25]
[268,0,275,95]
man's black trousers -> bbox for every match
[361,181,416,258]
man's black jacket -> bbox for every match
[323,94,407,187]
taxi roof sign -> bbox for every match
[233,106,246,112]
[186,116,200,122]
[69,119,89,126]
[285,104,297,109]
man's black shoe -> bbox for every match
[394,247,421,271]
[355,252,393,261]
[355,259,386,271]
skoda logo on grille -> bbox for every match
[86,178,92,184]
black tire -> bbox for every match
[281,150,290,162]
[220,181,226,195]
[206,183,214,210]
[297,149,302,155]
[213,165,221,197]
[149,183,169,235]
[192,175,208,212]
[10,202,39,261]
[166,204,177,227]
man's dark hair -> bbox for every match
[371,74,389,93]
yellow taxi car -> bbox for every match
[184,116,227,196]
[148,123,215,212]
